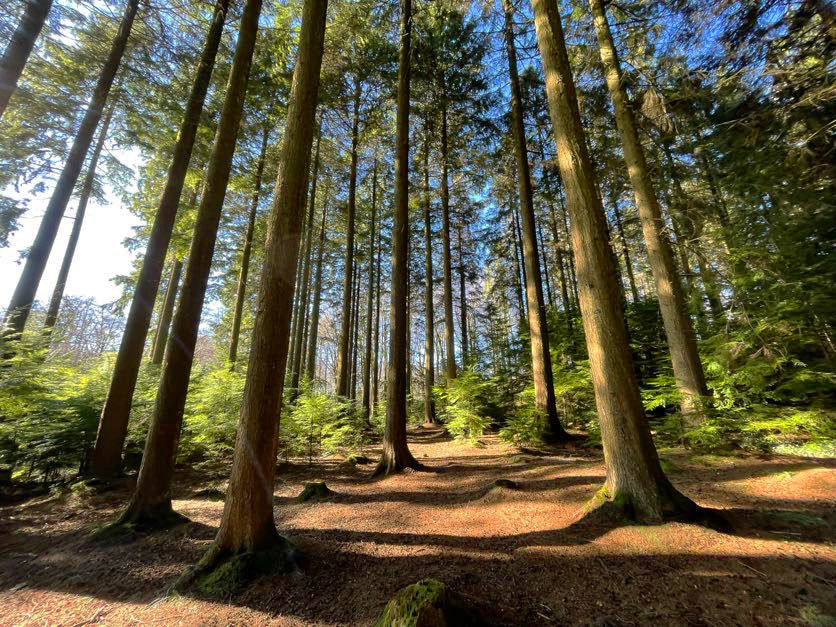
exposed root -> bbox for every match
[175,535,303,598]
[90,501,189,543]
[372,450,425,478]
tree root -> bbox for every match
[90,501,189,543]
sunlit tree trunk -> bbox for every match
[538,220,553,307]
[229,127,269,370]
[372,217,382,416]
[151,258,183,365]
[439,104,457,381]
[457,223,468,367]
[89,0,230,477]
[3,0,138,350]
[422,130,436,425]
[0,0,53,119]
[305,191,329,382]
[375,0,420,476]
[362,159,378,420]
[350,264,360,401]
[590,0,709,422]
[608,191,640,304]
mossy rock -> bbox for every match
[297,482,335,502]
[375,579,490,627]
[344,454,372,466]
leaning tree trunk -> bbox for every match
[336,80,362,396]
[531,0,702,521]
[439,104,457,382]
[114,0,260,529]
[503,0,567,441]
[589,0,709,423]
[229,127,269,370]
[0,0,53,119]
[151,258,183,364]
[422,130,436,425]
[89,0,230,478]
[375,0,420,477]
[2,0,137,350]
[361,159,378,420]
[305,190,329,382]
[43,98,116,339]
[183,0,327,586]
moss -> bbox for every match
[344,454,372,466]
[375,579,490,627]
[296,482,335,501]
[90,504,189,543]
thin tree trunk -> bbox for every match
[336,79,362,396]
[350,264,360,401]
[590,0,709,422]
[532,0,701,520]
[362,159,378,420]
[511,204,528,313]
[609,192,640,304]
[509,196,526,325]
[3,0,138,348]
[503,0,566,440]
[375,0,419,476]
[372,212,382,416]
[43,98,116,337]
[0,0,53,119]
[89,0,230,477]
[305,188,329,382]
[115,0,260,527]
[422,130,436,425]
[290,128,321,393]
[457,222,468,367]
[547,200,572,328]
[537,220,553,307]
[439,104,457,381]
[286,225,305,379]
[151,258,183,365]
[229,126,269,370]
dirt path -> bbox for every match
[1,427,834,625]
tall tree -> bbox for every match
[530,0,701,520]
[150,258,183,365]
[89,0,231,477]
[589,0,709,421]
[361,159,378,419]
[421,128,436,425]
[305,189,329,382]
[2,0,138,348]
[0,0,53,119]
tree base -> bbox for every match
[175,535,302,598]
[296,482,335,501]
[372,451,425,478]
[91,501,189,543]
[375,578,491,626]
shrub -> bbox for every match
[434,371,492,441]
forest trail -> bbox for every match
[1,426,834,625]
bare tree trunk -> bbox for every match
[43,98,116,337]
[0,0,53,119]
[179,0,327,587]
[89,0,230,477]
[508,197,527,326]
[457,223,468,368]
[3,0,137,349]
[422,130,436,425]
[286,225,305,379]
[590,0,709,423]
[362,159,378,420]
[350,264,360,401]
[336,80,362,396]
[372,216,382,416]
[503,0,566,440]
[511,204,528,313]
[537,220,553,307]
[547,200,572,329]
[305,189,329,382]
[229,126,269,369]
[151,258,183,365]
[439,104,457,381]
[531,0,701,520]
[375,0,420,476]
[609,192,640,304]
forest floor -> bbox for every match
[0,426,834,626]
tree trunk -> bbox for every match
[43,98,116,337]
[439,104,457,381]
[537,220,553,307]
[511,204,528,316]
[304,189,329,382]
[151,258,183,365]
[503,0,567,441]
[372,214,382,417]
[229,126,269,370]
[362,159,378,420]
[422,130,436,425]
[286,225,305,379]
[508,197,527,326]
[457,223,468,368]
[89,0,230,477]
[115,0,260,528]
[547,199,572,330]
[375,0,420,476]
[2,0,137,349]
[609,192,640,304]
[590,0,709,422]
[336,79,362,396]
[0,0,53,119]
[290,128,321,393]
[531,0,701,520]
[350,264,360,401]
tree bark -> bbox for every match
[372,213,382,416]
[590,0,709,422]
[609,192,640,304]
[375,0,419,476]
[457,223,468,368]
[439,104,457,381]
[305,187,329,382]
[89,0,230,477]
[422,130,436,425]
[503,0,566,440]
[229,126,269,370]
[3,0,137,349]
[531,0,700,520]
[0,0,53,120]
[116,0,260,526]
[151,258,183,365]
[538,220,553,307]
[362,159,378,420]
[43,98,116,337]
[336,79,362,396]
[350,263,360,401]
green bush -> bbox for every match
[499,385,545,445]
[434,371,492,441]
[180,367,246,464]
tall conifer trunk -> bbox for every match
[530,0,702,520]
[372,218,382,415]
[439,105,457,381]
[305,192,328,381]
[589,0,709,422]
[151,258,183,365]
[0,0,53,119]
[229,127,269,370]
[3,0,137,349]
[362,160,378,420]
[89,0,230,477]
[114,0,261,528]
[457,223,468,367]
[422,129,436,425]
[503,0,566,440]
[609,192,640,304]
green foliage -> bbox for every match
[499,385,545,446]
[434,371,492,442]
[180,367,246,464]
